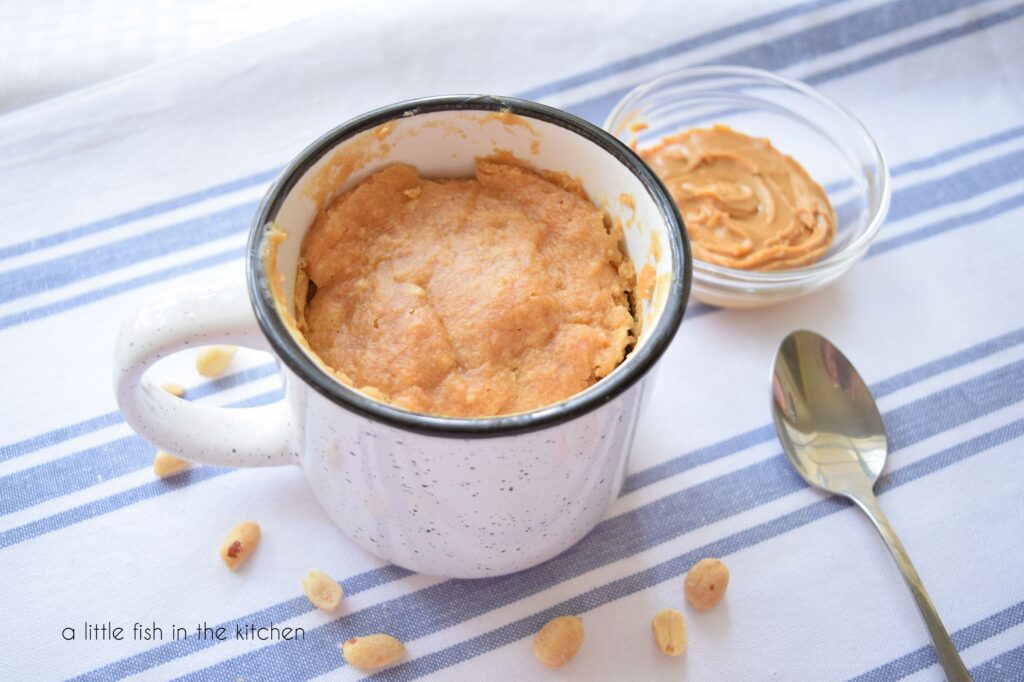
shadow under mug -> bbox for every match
[114,95,691,578]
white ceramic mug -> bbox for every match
[114,96,690,578]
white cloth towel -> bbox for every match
[1,0,1023,679]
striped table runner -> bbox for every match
[1,0,1022,679]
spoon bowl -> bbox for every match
[771,329,887,495]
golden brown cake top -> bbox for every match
[297,160,636,417]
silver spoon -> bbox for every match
[770,329,971,682]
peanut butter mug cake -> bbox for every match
[296,159,637,417]
[115,96,689,579]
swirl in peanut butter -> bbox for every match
[640,125,835,271]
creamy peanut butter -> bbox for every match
[297,160,636,417]
[641,125,835,270]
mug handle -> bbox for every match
[113,278,294,467]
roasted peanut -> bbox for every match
[302,569,343,611]
[153,450,190,478]
[532,615,583,669]
[161,382,186,397]
[684,557,729,610]
[651,608,687,656]
[219,521,260,570]
[341,634,406,672]
[195,345,236,377]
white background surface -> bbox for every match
[0,0,350,114]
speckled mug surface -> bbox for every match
[114,96,691,578]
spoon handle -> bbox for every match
[850,491,972,682]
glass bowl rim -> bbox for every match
[603,64,891,284]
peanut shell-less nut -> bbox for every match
[161,382,186,397]
[195,345,237,378]
[651,608,687,656]
[341,634,406,672]
[684,557,729,610]
[153,450,190,478]
[219,521,260,570]
[532,615,584,669]
[302,569,343,611]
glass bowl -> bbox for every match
[605,66,890,308]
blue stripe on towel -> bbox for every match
[564,0,993,123]
[851,600,1024,681]
[0,362,277,463]
[0,169,279,262]
[0,202,256,305]
[972,643,1024,681]
[0,389,282,516]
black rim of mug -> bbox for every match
[247,94,691,437]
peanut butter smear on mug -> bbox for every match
[640,125,836,270]
[297,160,636,417]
